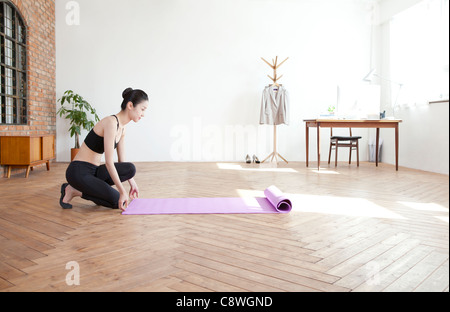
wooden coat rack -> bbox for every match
[261,56,289,164]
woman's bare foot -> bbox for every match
[63,184,82,204]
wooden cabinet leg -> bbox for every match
[7,166,11,178]
[25,166,31,178]
[46,161,50,171]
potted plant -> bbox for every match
[57,90,100,160]
[327,105,336,115]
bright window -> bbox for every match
[390,0,449,106]
[0,1,27,125]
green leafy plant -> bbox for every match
[327,105,336,114]
[57,90,100,149]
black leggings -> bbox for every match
[65,161,136,209]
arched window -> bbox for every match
[0,1,27,125]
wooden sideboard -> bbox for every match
[1,135,55,178]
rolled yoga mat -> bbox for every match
[122,185,292,215]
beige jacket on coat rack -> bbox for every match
[260,85,290,125]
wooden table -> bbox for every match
[304,119,402,170]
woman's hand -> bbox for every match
[119,191,130,211]
[128,178,139,200]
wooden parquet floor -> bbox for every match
[0,161,448,292]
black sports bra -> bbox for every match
[84,115,122,154]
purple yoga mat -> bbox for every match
[122,185,292,215]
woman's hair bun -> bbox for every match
[120,87,149,110]
[122,87,133,98]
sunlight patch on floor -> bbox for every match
[397,201,449,212]
[309,168,341,174]
[398,201,449,223]
[288,193,406,219]
[434,216,449,223]
[217,163,298,173]
[236,189,265,198]
[235,188,406,220]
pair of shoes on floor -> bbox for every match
[60,183,73,209]
[245,154,260,164]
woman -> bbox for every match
[60,88,149,211]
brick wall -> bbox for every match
[0,0,56,178]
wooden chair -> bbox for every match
[328,128,362,167]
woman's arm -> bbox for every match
[116,128,139,200]
[104,118,128,210]
[116,126,126,163]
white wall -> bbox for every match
[382,103,449,174]
[378,0,449,174]
[56,0,375,163]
